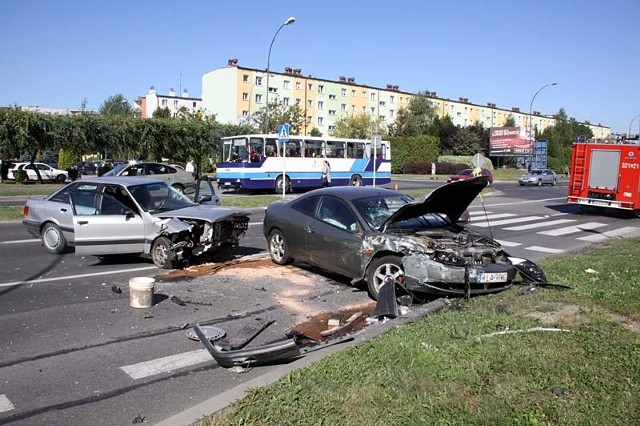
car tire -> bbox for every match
[268,229,292,265]
[275,175,290,194]
[151,236,174,269]
[56,174,66,183]
[551,179,557,186]
[41,222,68,254]
[536,179,542,186]
[350,174,363,186]
[172,184,185,194]
[366,255,404,301]
[519,183,525,186]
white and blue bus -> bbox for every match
[215,134,391,192]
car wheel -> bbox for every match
[536,179,542,186]
[56,174,66,183]
[172,184,185,194]
[41,222,68,254]
[268,229,292,265]
[551,179,557,186]
[366,255,404,300]
[151,236,174,269]
[275,175,290,194]
[519,183,525,186]
[350,174,363,186]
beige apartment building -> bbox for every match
[201,59,610,139]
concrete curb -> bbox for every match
[154,298,450,426]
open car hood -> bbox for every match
[382,176,488,228]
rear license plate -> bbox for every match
[478,272,508,283]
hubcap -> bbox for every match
[373,264,404,293]
[44,228,60,248]
[270,234,284,261]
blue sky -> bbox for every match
[2,0,638,133]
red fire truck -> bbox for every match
[567,141,640,216]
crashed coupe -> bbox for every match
[263,177,546,299]
[22,177,250,268]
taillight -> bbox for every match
[22,206,29,217]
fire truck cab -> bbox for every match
[567,141,640,216]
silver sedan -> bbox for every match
[518,169,558,186]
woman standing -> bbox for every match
[321,160,331,187]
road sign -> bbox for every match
[472,153,486,168]
[277,123,290,142]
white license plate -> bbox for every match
[478,272,508,283]
[591,200,608,206]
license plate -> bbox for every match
[591,200,608,206]
[478,272,508,283]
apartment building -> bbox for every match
[201,59,610,139]
[135,87,203,118]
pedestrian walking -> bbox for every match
[321,160,331,187]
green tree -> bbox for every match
[331,112,386,139]
[309,127,322,137]
[450,127,483,155]
[252,102,305,135]
[152,107,171,118]
[392,91,437,136]
[503,115,516,127]
[99,94,135,116]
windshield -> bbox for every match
[103,163,128,176]
[352,194,411,229]
[530,170,543,175]
[128,182,196,214]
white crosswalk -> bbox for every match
[469,210,639,255]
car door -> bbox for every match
[145,163,175,184]
[306,196,363,278]
[71,183,146,255]
[37,163,54,181]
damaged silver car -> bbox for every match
[22,177,250,268]
[263,177,546,299]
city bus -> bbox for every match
[215,134,391,192]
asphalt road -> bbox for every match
[1,180,639,425]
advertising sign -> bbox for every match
[489,127,533,156]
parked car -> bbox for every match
[447,168,493,185]
[263,177,546,300]
[22,177,249,268]
[518,169,558,186]
[7,162,68,183]
[77,161,98,175]
[102,162,196,194]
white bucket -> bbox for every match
[129,277,155,308]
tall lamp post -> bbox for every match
[628,113,640,138]
[528,81,557,169]
[264,16,295,134]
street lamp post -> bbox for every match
[528,81,557,169]
[264,16,295,134]
[628,113,640,138]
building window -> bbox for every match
[328,110,336,115]
[268,86,278,93]
[296,82,301,90]
[307,116,312,123]
[341,104,346,112]
[362,106,366,113]
[318,117,324,125]
[318,101,324,110]
[296,98,301,105]
[255,94,263,104]
[379,100,386,106]
[308,83,313,91]
[255,76,263,86]
[390,109,395,117]
[362,91,367,98]
[399,97,403,103]
[174,100,178,107]
[283,97,290,106]
[351,89,356,96]
[371,107,375,114]
[243,92,249,101]
[242,110,249,116]
[329,94,336,100]
[161,99,167,106]
[318,85,324,94]
[341,88,347,96]
[370,92,376,101]
[307,99,313,107]
[352,105,356,112]
[284,80,290,90]
[193,102,197,108]
[380,115,385,121]
[243,74,249,82]
[390,95,395,103]
[328,125,336,131]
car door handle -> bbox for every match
[77,220,89,225]
[60,208,67,212]
[305,225,315,233]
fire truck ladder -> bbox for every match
[569,143,587,197]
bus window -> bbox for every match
[265,138,278,157]
[346,141,365,159]
[325,140,346,158]
[249,137,264,162]
[304,139,323,157]
[367,144,386,160]
[228,137,248,162]
[286,139,302,157]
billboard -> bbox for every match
[489,127,533,156]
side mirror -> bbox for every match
[198,195,212,204]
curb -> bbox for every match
[154,298,450,426]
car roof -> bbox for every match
[296,186,401,202]
[70,176,165,186]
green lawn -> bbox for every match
[201,238,640,426]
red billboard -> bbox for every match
[489,127,533,156]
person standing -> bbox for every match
[321,160,331,187]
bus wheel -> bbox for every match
[350,175,363,186]
[275,175,290,194]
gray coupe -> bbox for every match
[263,177,546,299]
[22,177,250,268]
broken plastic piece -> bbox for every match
[217,318,275,350]
[321,311,363,337]
[370,278,398,320]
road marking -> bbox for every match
[120,349,212,380]
[576,227,640,242]
[0,266,158,288]
[538,222,607,236]
[503,219,576,231]
[495,239,522,247]
[525,246,565,254]
[470,213,516,221]
[469,197,567,209]
[0,238,40,245]
[0,394,15,413]
[472,216,543,228]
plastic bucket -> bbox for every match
[129,277,155,308]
